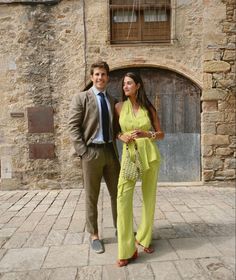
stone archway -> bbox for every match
[107,67,201,182]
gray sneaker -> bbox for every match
[90,238,105,254]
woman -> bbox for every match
[115,72,164,267]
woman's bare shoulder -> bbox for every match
[115,102,124,113]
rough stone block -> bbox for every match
[204,50,215,61]
[202,112,224,122]
[218,100,236,111]
[224,158,236,169]
[229,136,236,148]
[204,61,231,73]
[202,134,229,145]
[224,112,236,122]
[202,146,214,157]
[201,122,216,134]
[218,77,236,88]
[201,89,226,101]
[215,147,234,156]
[203,73,213,89]
[202,101,218,111]
[217,124,236,135]
[215,169,235,179]
[203,158,224,170]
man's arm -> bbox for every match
[68,93,87,157]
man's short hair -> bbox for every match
[90,60,110,75]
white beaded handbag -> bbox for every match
[122,142,143,181]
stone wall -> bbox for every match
[0,0,235,189]
[202,0,236,181]
[0,1,85,189]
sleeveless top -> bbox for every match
[119,99,161,175]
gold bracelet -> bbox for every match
[151,131,156,139]
[149,131,156,139]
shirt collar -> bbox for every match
[92,86,106,96]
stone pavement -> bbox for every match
[0,184,235,280]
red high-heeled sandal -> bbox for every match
[136,240,154,254]
[117,250,138,267]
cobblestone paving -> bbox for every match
[0,185,235,280]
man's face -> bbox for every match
[90,67,109,91]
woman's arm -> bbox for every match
[150,108,165,140]
[130,107,164,140]
[115,102,133,143]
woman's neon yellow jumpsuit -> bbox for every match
[117,99,161,259]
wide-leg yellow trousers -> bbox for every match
[117,160,159,259]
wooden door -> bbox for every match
[107,67,201,182]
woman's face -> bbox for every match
[123,76,140,98]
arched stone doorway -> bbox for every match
[107,67,201,182]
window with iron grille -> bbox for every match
[110,0,171,44]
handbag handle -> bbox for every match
[126,141,138,151]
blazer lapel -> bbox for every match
[106,92,114,114]
[87,89,99,117]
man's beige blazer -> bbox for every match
[68,88,117,157]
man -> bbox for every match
[68,61,120,254]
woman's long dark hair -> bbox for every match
[121,72,156,128]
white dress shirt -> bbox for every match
[92,86,112,144]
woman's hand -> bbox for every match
[118,133,134,143]
[130,129,149,139]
